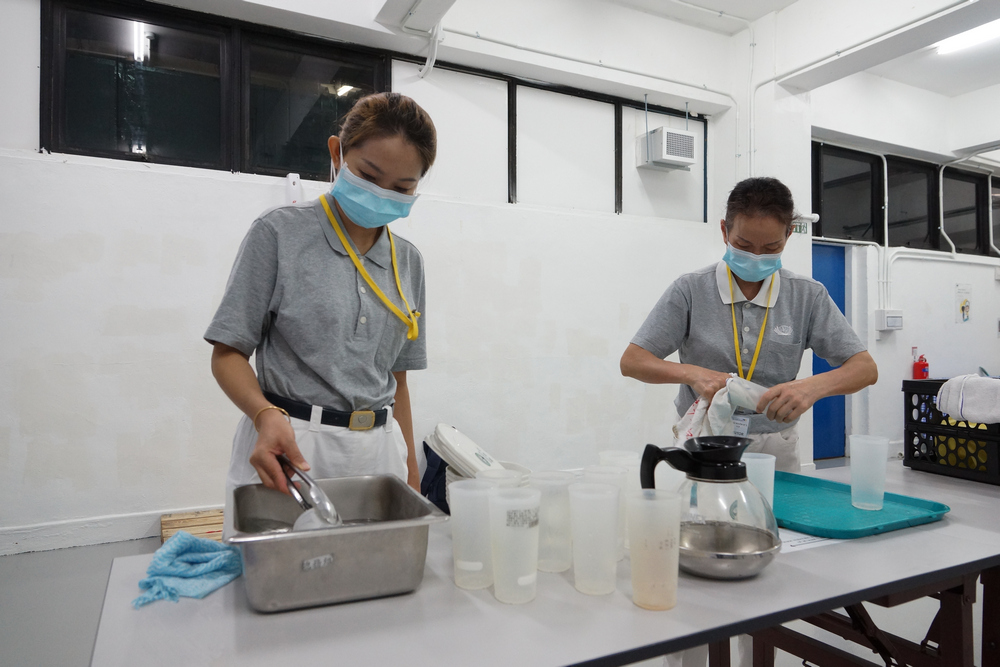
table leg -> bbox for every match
[934,575,975,667]
[708,640,731,667]
[984,566,1000,667]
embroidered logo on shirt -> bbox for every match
[773,325,793,336]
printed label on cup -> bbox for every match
[506,508,539,528]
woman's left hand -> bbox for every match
[756,379,818,424]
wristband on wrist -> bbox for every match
[253,405,291,433]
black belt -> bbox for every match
[263,391,388,431]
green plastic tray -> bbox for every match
[772,472,950,539]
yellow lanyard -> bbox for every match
[320,195,420,341]
[727,266,773,382]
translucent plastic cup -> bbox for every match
[850,435,889,510]
[489,486,541,604]
[742,453,776,507]
[627,490,681,610]
[449,480,494,590]
[599,451,641,548]
[476,469,524,487]
[583,465,627,560]
[528,471,574,573]
[569,482,620,596]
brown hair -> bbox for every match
[724,177,795,232]
[339,92,437,175]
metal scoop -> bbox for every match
[277,454,342,530]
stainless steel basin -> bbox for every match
[678,521,781,580]
[226,475,448,612]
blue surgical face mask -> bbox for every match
[723,243,782,282]
[330,155,419,229]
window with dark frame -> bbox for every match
[991,180,1000,257]
[886,157,937,250]
[941,168,988,254]
[812,143,883,242]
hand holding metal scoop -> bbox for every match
[277,454,342,530]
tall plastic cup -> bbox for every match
[850,435,889,510]
[528,471,574,573]
[583,465,627,560]
[569,482,620,596]
[489,486,541,604]
[476,469,524,487]
[449,480,494,590]
[599,451,641,549]
[742,453,776,507]
[627,490,681,610]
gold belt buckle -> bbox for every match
[348,410,377,431]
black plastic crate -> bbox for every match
[903,379,1000,485]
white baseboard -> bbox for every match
[0,505,223,556]
[801,462,817,471]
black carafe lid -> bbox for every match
[640,436,752,486]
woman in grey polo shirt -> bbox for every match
[620,177,878,471]
[205,93,434,495]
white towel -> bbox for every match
[936,375,1000,424]
[673,377,769,443]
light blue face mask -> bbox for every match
[723,243,782,282]
[330,157,419,229]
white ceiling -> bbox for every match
[867,38,1000,97]
[607,0,798,34]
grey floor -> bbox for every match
[0,536,160,667]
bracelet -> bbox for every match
[253,405,290,432]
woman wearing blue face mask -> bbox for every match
[206,93,435,498]
[620,177,878,472]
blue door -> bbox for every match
[811,244,846,459]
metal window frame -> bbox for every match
[812,142,884,243]
[884,155,940,251]
[941,166,990,255]
[41,0,709,222]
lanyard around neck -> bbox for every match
[320,195,420,341]
[727,265,773,382]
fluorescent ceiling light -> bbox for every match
[336,85,354,96]
[936,17,1000,54]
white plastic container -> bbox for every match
[476,469,524,488]
[742,453,776,508]
[850,435,889,510]
[582,465,628,560]
[489,487,541,605]
[627,489,681,610]
[528,471,574,573]
[598,451,641,548]
[449,479,494,590]
[568,482,620,596]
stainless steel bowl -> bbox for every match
[226,475,448,612]
[678,521,781,580]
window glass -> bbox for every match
[817,149,877,241]
[248,44,377,180]
[942,171,979,253]
[991,181,1000,256]
[886,160,934,249]
[63,10,223,165]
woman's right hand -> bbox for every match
[690,368,731,404]
[249,409,310,495]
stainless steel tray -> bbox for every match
[226,475,448,612]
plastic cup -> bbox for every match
[850,435,889,510]
[449,480,494,590]
[476,469,524,487]
[489,486,541,604]
[569,482,620,596]
[528,471,574,573]
[742,453,776,507]
[599,451,641,549]
[583,465,627,560]
[627,490,681,610]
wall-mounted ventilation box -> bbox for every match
[875,309,903,331]
[636,127,696,171]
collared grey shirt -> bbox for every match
[631,262,866,434]
[205,195,426,411]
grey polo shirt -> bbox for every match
[205,195,427,412]
[631,262,865,434]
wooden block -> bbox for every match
[160,509,225,543]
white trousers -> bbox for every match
[663,425,798,667]
[223,408,409,537]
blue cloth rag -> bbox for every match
[132,531,243,609]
